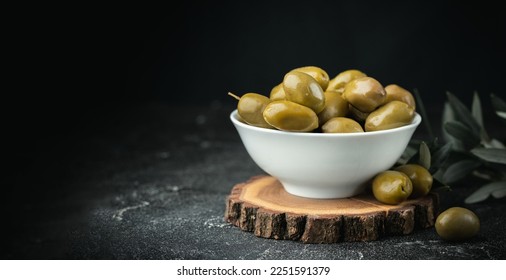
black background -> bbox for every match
[13,0,503,162]
[15,1,506,132]
[114,1,505,102]
[5,0,506,259]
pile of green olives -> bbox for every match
[372,164,433,205]
[230,67,416,133]
[373,168,480,241]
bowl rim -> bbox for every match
[230,109,421,137]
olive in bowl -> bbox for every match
[230,110,421,198]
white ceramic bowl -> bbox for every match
[230,110,421,199]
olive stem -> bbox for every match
[228,92,241,101]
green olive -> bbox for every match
[270,83,286,101]
[317,91,349,125]
[263,100,318,132]
[372,171,413,205]
[322,117,364,133]
[348,104,370,122]
[394,164,433,198]
[293,66,330,91]
[230,92,273,128]
[435,207,480,241]
[385,84,416,110]
[327,69,367,92]
[283,71,325,114]
[343,77,386,113]
[365,101,415,132]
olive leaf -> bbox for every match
[446,91,481,133]
[405,139,438,168]
[442,102,466,152]
[418,141,431,170]
[416,90,506,205]
[483,138,505,149]
[472,92,490,142]
[431,176,452,192]
[429,142,453,173]
[433,185,452,192]
[472,92,484,128]
[492,188,506,199]
[442,159,482,184]
[471,148,506,165]
[414,89,434,139]
[444,121,480,149]
[398,144,418,165]
[491,93,506,120]
[465,181,506,203]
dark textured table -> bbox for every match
[4,102,505,259]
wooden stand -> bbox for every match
[225,176,438,243]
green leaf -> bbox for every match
[432,168,444,182]
[446,91,481,133]
[444,121,480,149]
[442,101,455,124]
[472,92,490,142]
[431,177,452,192]
[483,138,506,149]
[471,148,506,164]
[491,93,506,125]
[465,181,506,203]
[492,188,506,199]
[419,141,431,170]
[406,138,441,167]
[413,89,434,139]
[472,92,484,128]
[429,142,453,173]
[490,93,506,114]
[497,111,506,120]
[433,185,452,192]
[441,102,465,151]
[398,144,418,165]
[442,159,482,184]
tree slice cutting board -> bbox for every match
[225,175,438,243]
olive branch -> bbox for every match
[399,91,506,203]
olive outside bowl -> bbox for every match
[230,110,422,199]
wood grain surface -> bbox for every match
[225,175,438,243]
